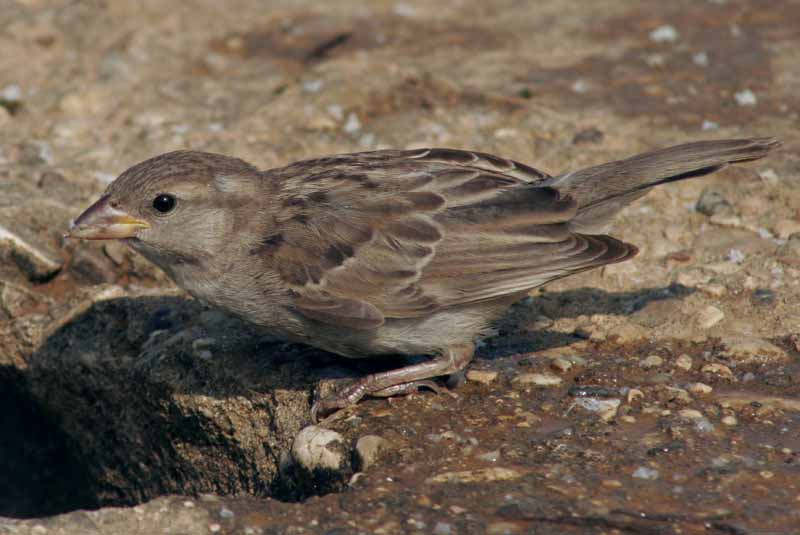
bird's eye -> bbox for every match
[152,194,177,214]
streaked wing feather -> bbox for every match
[267,148,635,328]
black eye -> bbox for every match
[152,194,176,213]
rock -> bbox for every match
[701,363,734,379]
[773,220,800,239]
[291,426,348,473]
[695,305,724,329]
[550,357,572,372]
[675,354,693,370]
[719,336,789,364]
[678,409,704,420]
[466,369,498,384]
[425,467,521,484]
[573,397,621,420]
[0,224,62,281]
[640,355,664,369]
[687,382,712,394]
[721,415,738,426]
[355,435,391,471]
[695,189,733,217]
[513,372,562,386]
[718,393,800,412]
[632,466,660,480]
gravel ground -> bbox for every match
[1,1,799,533]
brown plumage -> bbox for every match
[68,137,781,419]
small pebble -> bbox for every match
[602,479,623,488]
[633,466,660,480]
[701,363,734,378]
[466,369,498,384]
[696,305,724,329]
[513,373,562,386]
[678,409,704,420]
[550,358,573,372]
[675,354,693,370]
[721,415,738,426]
[734,89,757,106]
[687,382,712,394]
[640,355,663,369]
[649,25,679,43]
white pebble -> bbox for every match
[701,119,719,131]
[734,89,757,106]
[649,25,679,43]
[633,466,660,480]
[343,112,361,133]
[692,51,709,66]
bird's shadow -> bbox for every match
[1,283,692,518]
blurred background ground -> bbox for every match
[1,0,799,533]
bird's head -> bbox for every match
[68,150,260,267]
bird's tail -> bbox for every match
[546,137,781,233]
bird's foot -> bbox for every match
[310,343,474,423]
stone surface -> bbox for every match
[354,434,391,471]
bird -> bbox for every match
[68,137,780,420]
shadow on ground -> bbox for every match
[1,284,691,518]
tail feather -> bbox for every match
[548,137,781,233]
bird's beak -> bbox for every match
[67,195,149,240]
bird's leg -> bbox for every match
[311,343,474,422]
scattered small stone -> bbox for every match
[355,435,391,471]
[702,119,719,131]
[695,305,724,329]
[219,507,234,519]
[678,409,704,420]
[695,189,733,217]
[425,467,521,484]
[751,288,776,306]
[466,369,498,384]
[721,415,738,426]
[640,355,664,369]
[602,479,623,488]
[627,388,644,403]
[632,466,660,480]
[573,398,621,420]
[675,354,693,370]
[718,393,800,412]
[550,357,573,373]
[701,363,734,379]
[687,382,712,394]
[692,51,709,66]
[291,426,348,473]
[513,372,562,386]
[734,89,757,106]
[649,25,679,43]
[760,470,774,479]
[343,112,361,133]
[0,224,62,281]
[709,213,743,228]
[571,80,590,93]
[719,336,789,364]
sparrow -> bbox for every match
[68,137,780,420]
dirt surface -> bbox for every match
[1,0,799,533]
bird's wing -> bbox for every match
[266,148,636,329]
